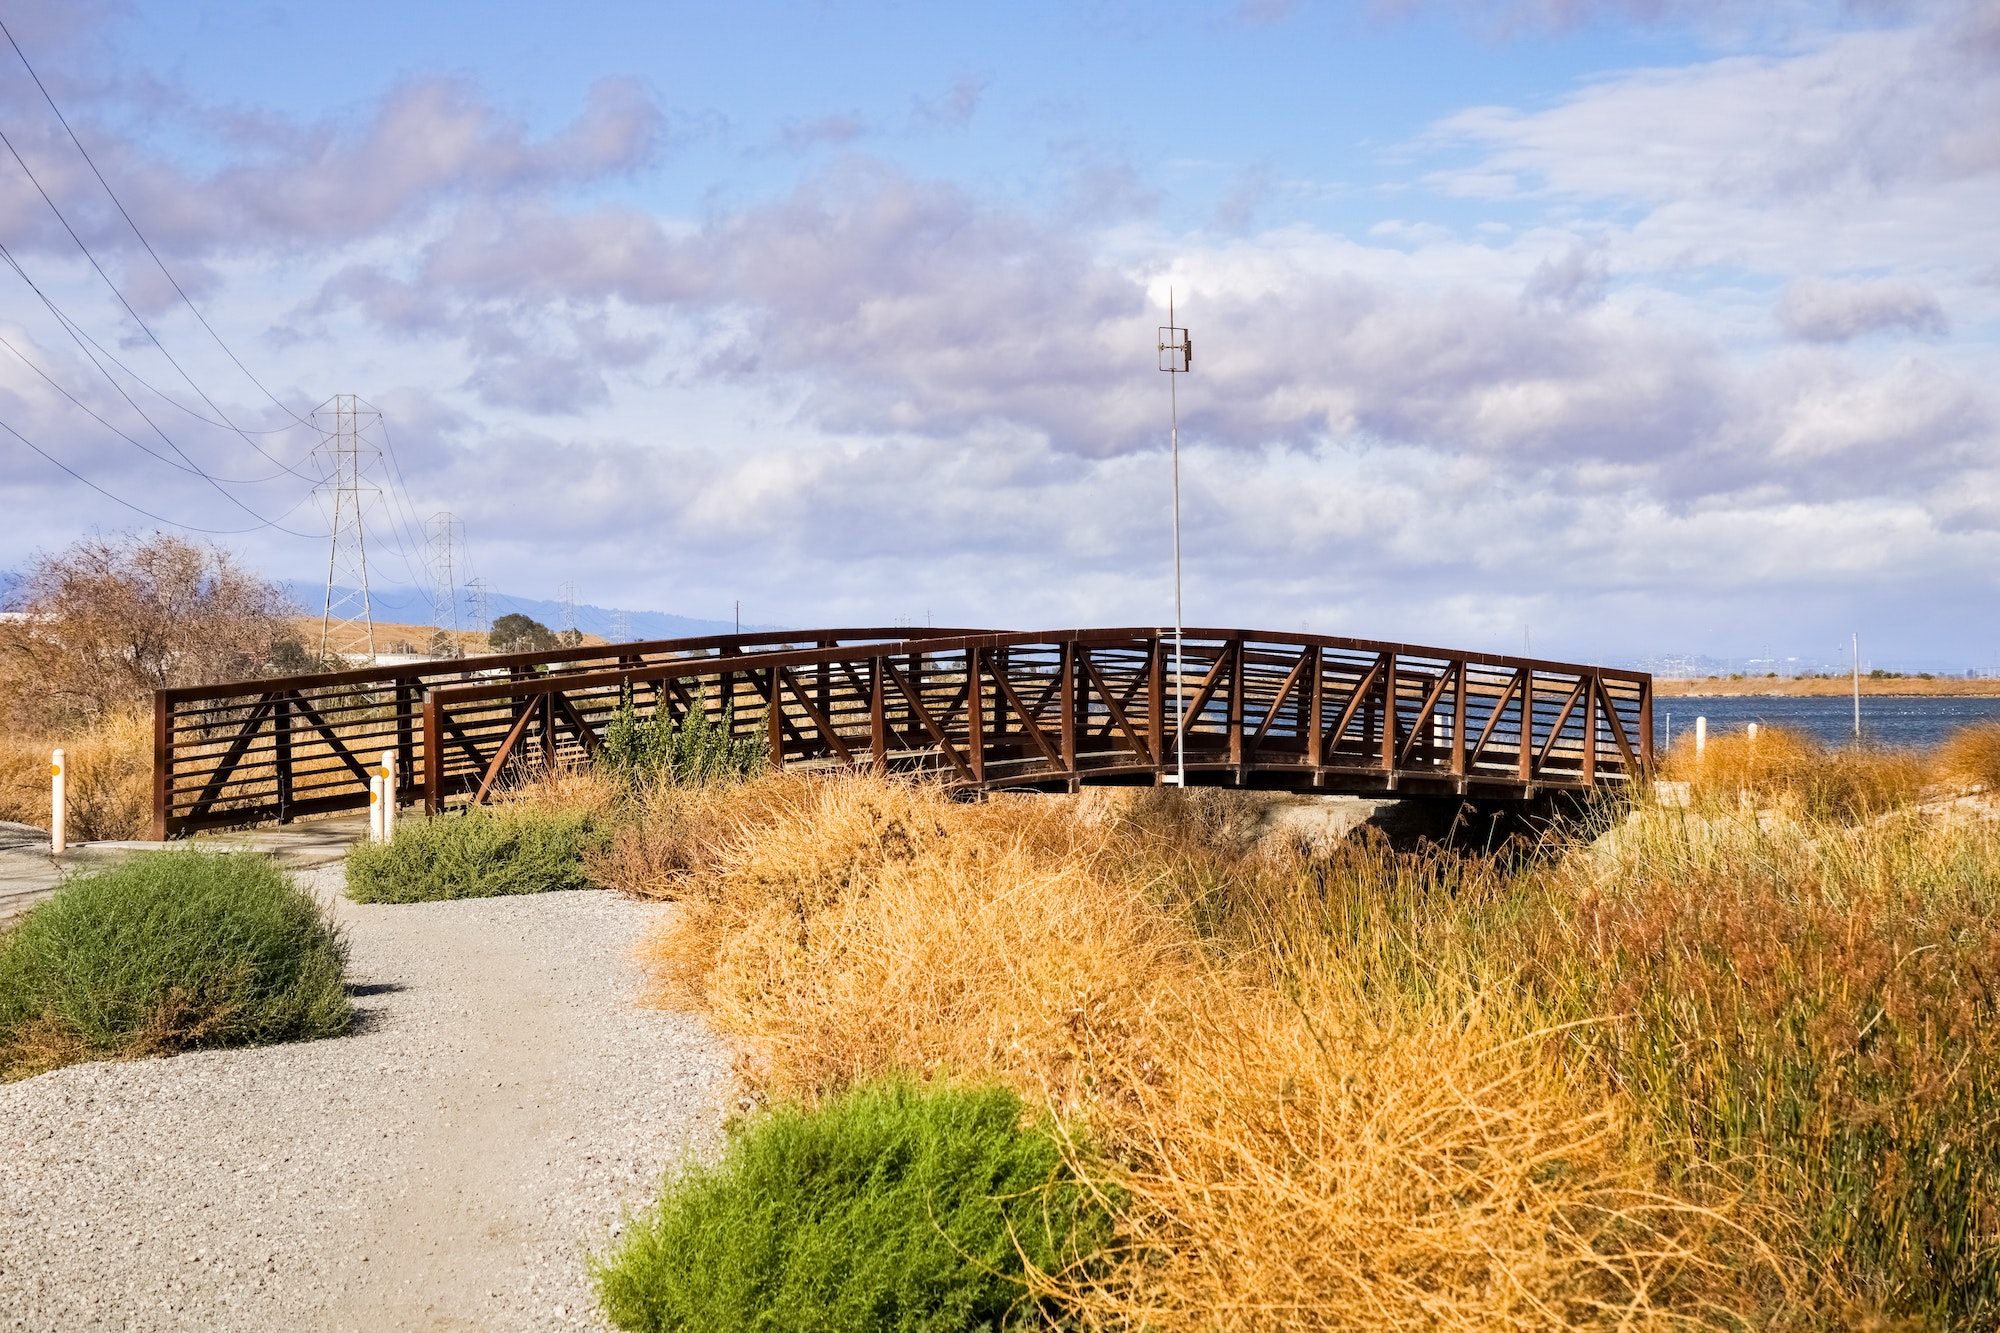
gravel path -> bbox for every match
[0,867,733,1331]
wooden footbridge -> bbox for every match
[151,627,1653,839]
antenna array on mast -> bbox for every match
[1157,292,1193,787]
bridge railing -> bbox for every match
[150,627,983,838]
[154,626,1650,837]
[416,628,1651,812]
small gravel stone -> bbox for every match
[0,866,732,1331]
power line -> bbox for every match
[0,240,321,537]
[0,17,318,435]
[0,325,302,484]
[0,414,317,535]
[0,93,314,483]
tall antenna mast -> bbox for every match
[425,512,465,657]
[1158,291,1193,787]
[311,394,381,664]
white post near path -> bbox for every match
[1695,716,1707,763]
[369,776,384,844]
[379,750,397,842]
[50,748,64,855]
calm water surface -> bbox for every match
[1652,694,2000,750]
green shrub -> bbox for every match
[0,850,349,1079]
[594,1077,1117,1333]
[344,804,605,903]
[602,686,766,788]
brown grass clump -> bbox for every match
[605,774,1748,1329]
[1658,725,1927,820]
[0,710,151,840]
[1932,721,2000,793]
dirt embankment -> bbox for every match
[1657,677,2000,698]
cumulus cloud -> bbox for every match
[1777,276,1949,341]
[1434,8,2000,225]
[3,0,1999,662]
[1521,239,1609,310]
[0,74,667,261]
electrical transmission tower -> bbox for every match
[609,609,631,644]
[467,578,490,640]
[558,582,579,646]
[424,512,465,657]
[311,394,382,663]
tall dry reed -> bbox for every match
[607,774,1750,1330]
[0,710,151,840]
[1537,803,2000,1323]
[1657,726,1928,821]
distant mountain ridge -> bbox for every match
[284,583,783,644]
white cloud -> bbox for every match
[2,0,1998,664]
[1776,276,1949,341]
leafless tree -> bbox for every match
[0,533,306,732]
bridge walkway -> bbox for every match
[152,626,1652,838]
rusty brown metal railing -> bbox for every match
[153,627,1651,838]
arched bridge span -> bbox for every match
[152,627,1652,839]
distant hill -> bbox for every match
[283,583,779,644]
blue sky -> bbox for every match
[1,0,1995,670]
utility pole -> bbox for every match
[1158,292,1192,787]
[424,512,464,657]
[311,394,380,664]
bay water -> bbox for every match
[1653,694,2000,751]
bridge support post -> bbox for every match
[871,658,887,776]
[969,648,985,784]
[1639,680,1654,779]
[1148,635,1164,786]
[1450,659,1466,780]
[423,689,443,816]
[1229,638,1244,783]
[1308,645,1324,787]
[1061,643,1078,790]
[1381,653,1397,786]
[151,691,171,840]
[1582,675,1597,786]
[767,667,784,771]
[275,695,294,823]
[395,680,415,808]
[1519,669,1535,782]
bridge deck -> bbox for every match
[152,627,1652,838]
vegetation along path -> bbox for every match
[0,865,731,1331]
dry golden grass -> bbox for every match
[1932,722,2000,793]
[605,774,1753,1330]
[1657,726,1929,821]
[0,711,151,840]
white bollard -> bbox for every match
[379,750,397,843]
[50,748,65,855]
[369,776,384,844]
[1695,716,1707,761]
[1747,721,1759,744]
